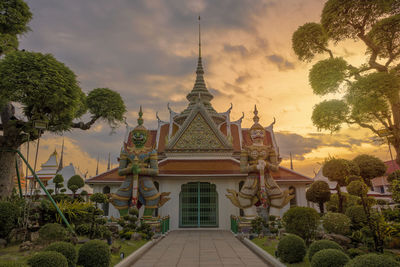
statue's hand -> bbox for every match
[257,159,266,171]
[131,164,141,175]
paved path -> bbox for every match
[132,230,269,267]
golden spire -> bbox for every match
[198,15,201,58]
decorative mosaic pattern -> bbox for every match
[173,114,224,150]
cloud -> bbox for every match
[266,54,295,71]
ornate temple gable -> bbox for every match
[165,103,233,154]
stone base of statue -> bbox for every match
[141,215,170,235]
[237,216,255,234]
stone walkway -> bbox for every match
[132,230,270,267]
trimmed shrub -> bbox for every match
[27,251,68,267]
[38,223,67,244]
[276,234,306,263]
[322,212,351,235]
[77,239,110,267]
[311,248,349,267]
[308,239,343,261]
[0,201,19,240]
[346,253,400,267]
[346,205,367,229]
[347,248,366,259]
[45,241,77,267]
[282,207,319,244]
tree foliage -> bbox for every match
[292,0,400,164]
[353,154,387,185]
[306,180,331,213]
[0,0,32,36]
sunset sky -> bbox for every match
[18,0,392,177]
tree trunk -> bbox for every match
[336,184,343,213]
[318,201,325,214]
[0,150,17,198]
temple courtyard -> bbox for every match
[132,230,269,267]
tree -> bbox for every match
[306,180,331,214]
[67,175,84,199]
[53,174,64,195]
[353,154,387,186]
[292,0,400,164]
[89,193,108,239]
[322,158,359,213]
[0,0,126,197]
[347,155,386,252]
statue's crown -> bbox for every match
[250,105,265,131]
[133,106,147,131]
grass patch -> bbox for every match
[0,238,148,267]
[110,239,147,266]
[252,237,310,267]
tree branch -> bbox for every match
[372,112,390,130]
[357,32,387,72]
[71,116,100,130]
[355,120,380,135]
[321,46,333,58]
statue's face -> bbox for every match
[131,129,148,148]
[250,129,265,144]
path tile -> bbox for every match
[132,230,270,266]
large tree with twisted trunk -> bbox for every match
[0,0,126,197]
[292,0,400,163]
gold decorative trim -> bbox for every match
[144,193,160,201]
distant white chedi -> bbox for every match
[27,149,93,195]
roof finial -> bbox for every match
[198,15,201,58]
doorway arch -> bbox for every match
[179,182,218,227]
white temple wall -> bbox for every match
[92,180,310,229]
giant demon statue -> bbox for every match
[110,107,170,218]
[226,106,292,218]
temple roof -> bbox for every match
[27,150,59,180]
[86,159,312,183]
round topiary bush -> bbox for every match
[77,239,110,267]
[346,253,400,267]
[45,241,76,267]
[38,223,67,244]
[345,205,367,229]
[282,207,320,243]
[346,248,366,259]
[27,251,68,267]
[308,239,343,261]
[322,212,351,235]
[311,248,349,267]
[276,234,306,263]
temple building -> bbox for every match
[86,24,313,229]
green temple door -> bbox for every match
[179,182,218,227]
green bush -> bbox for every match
[38,223,67,244]
[346,205,367,229]
[277,234,306,263]
[311,248,349,267]
[75,224,90,236]
[345,253,400,267]
[45,241,76,267]
[322,212,351,235]
[282,207,319,243]
[77,240,110,267]
[0,201,19,240]
[347,248,366,259]
[308,239,343,261]
[27,251,68,267]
